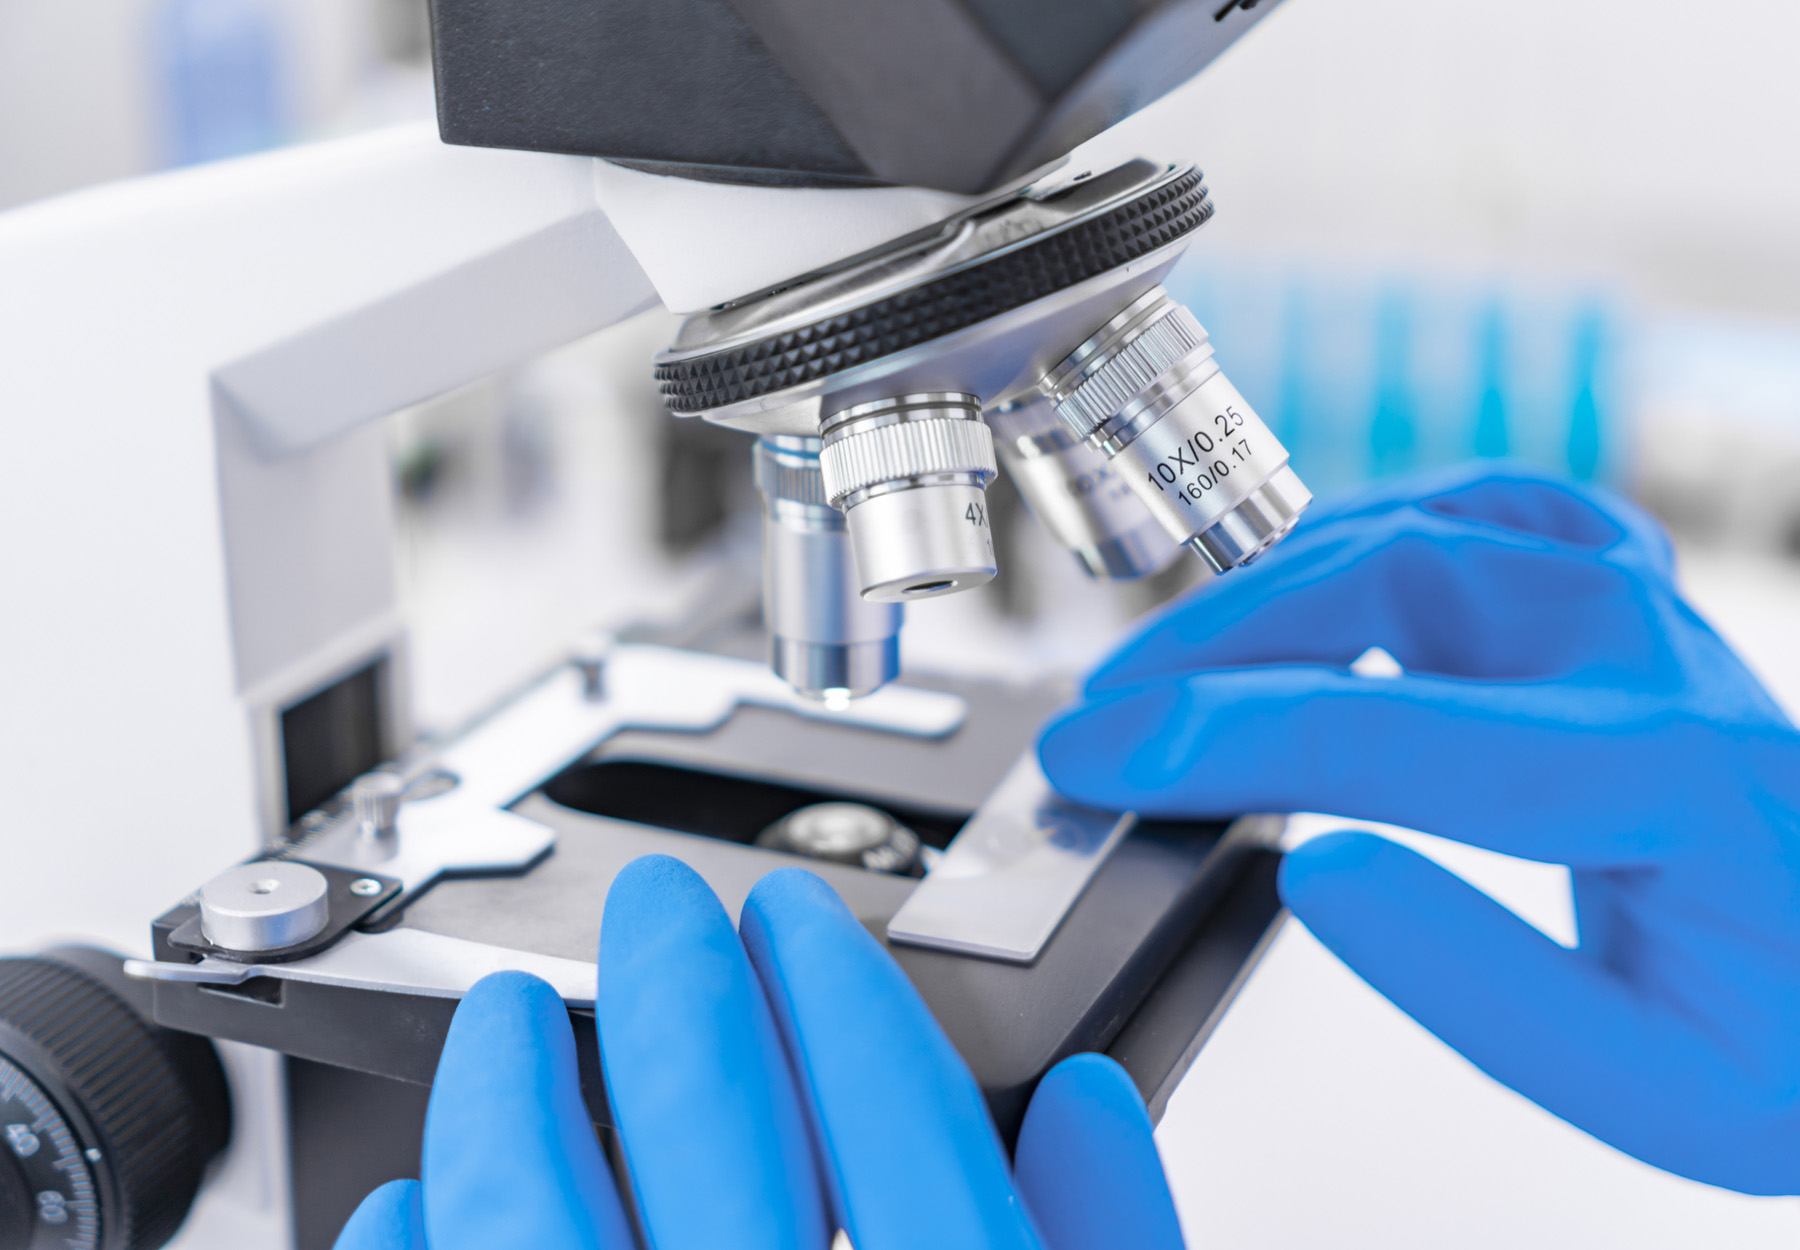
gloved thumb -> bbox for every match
[1013,1054,1187,1250]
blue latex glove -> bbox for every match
[1039,463,1800,1195]
[334,856,1187,1249]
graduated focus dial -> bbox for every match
[0,953,230,1250]
[0,1049,100,1250]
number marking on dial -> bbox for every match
[0,1055,100,1250]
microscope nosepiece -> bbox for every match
[818,394,999,602]
[656,161,1218,629]
[1042,288,1311,572]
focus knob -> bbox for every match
[0,950,231,1250]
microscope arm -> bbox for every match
[0,124,657,951]
[89,122,659,457]
[0,115,1045,951]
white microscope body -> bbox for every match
[0,126,1009,1243]
[0,123,999,950]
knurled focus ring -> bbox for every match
[754,439,830,507]
[656,169,1211,414]
[0,958,216,1250]
[1052,303,1208,441]
[820,417,997,506]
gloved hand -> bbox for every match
[334,856,1187,1250]
[1039,462,1800,1195]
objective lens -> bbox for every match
[988,397,1179,580]
[817,393,999,602]
[1041,289,1311,572]
[756,436,903,699]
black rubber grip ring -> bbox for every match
[655,170,1211,415]
[0,958,218,1250]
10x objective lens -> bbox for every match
[1041,289,1311,572]
[818,393,999,602]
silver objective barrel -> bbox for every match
[987,397,1178,580]
[818,393,999,602]
[756,436,904,699]
[1041,289,1312,572]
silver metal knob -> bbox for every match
[198,861,330,952]
[756,802,921,876]
[350,772,404,843]
[571,630,615,701]
[818,393,999,602]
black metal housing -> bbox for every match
[274,849,1280,1250]
[148,666,1282,1148]
[427,0,1287,193]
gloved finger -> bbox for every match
[1086,467,1673,693]
[1299,461,1669,565]
[596,856,829,1250]
[332,1179,424,1250]
[739,868,1044,1250]
[1093,522,1663,693]
[1040,667,1687,867]
[422,972,634,1250]
[1013,1054,1186,1250]
[1279,832,1756,1190]
[1408,469,1673,580]
[1259,460,1664,568]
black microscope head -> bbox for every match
[427,0,1284,194]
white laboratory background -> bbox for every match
[2,1,1798,1246]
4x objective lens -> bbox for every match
[987,398,1178,581]
[817,393,998,602]
[1041,289,1311,572]
[756,436,902,699]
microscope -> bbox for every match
[0,1,1308,1246]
